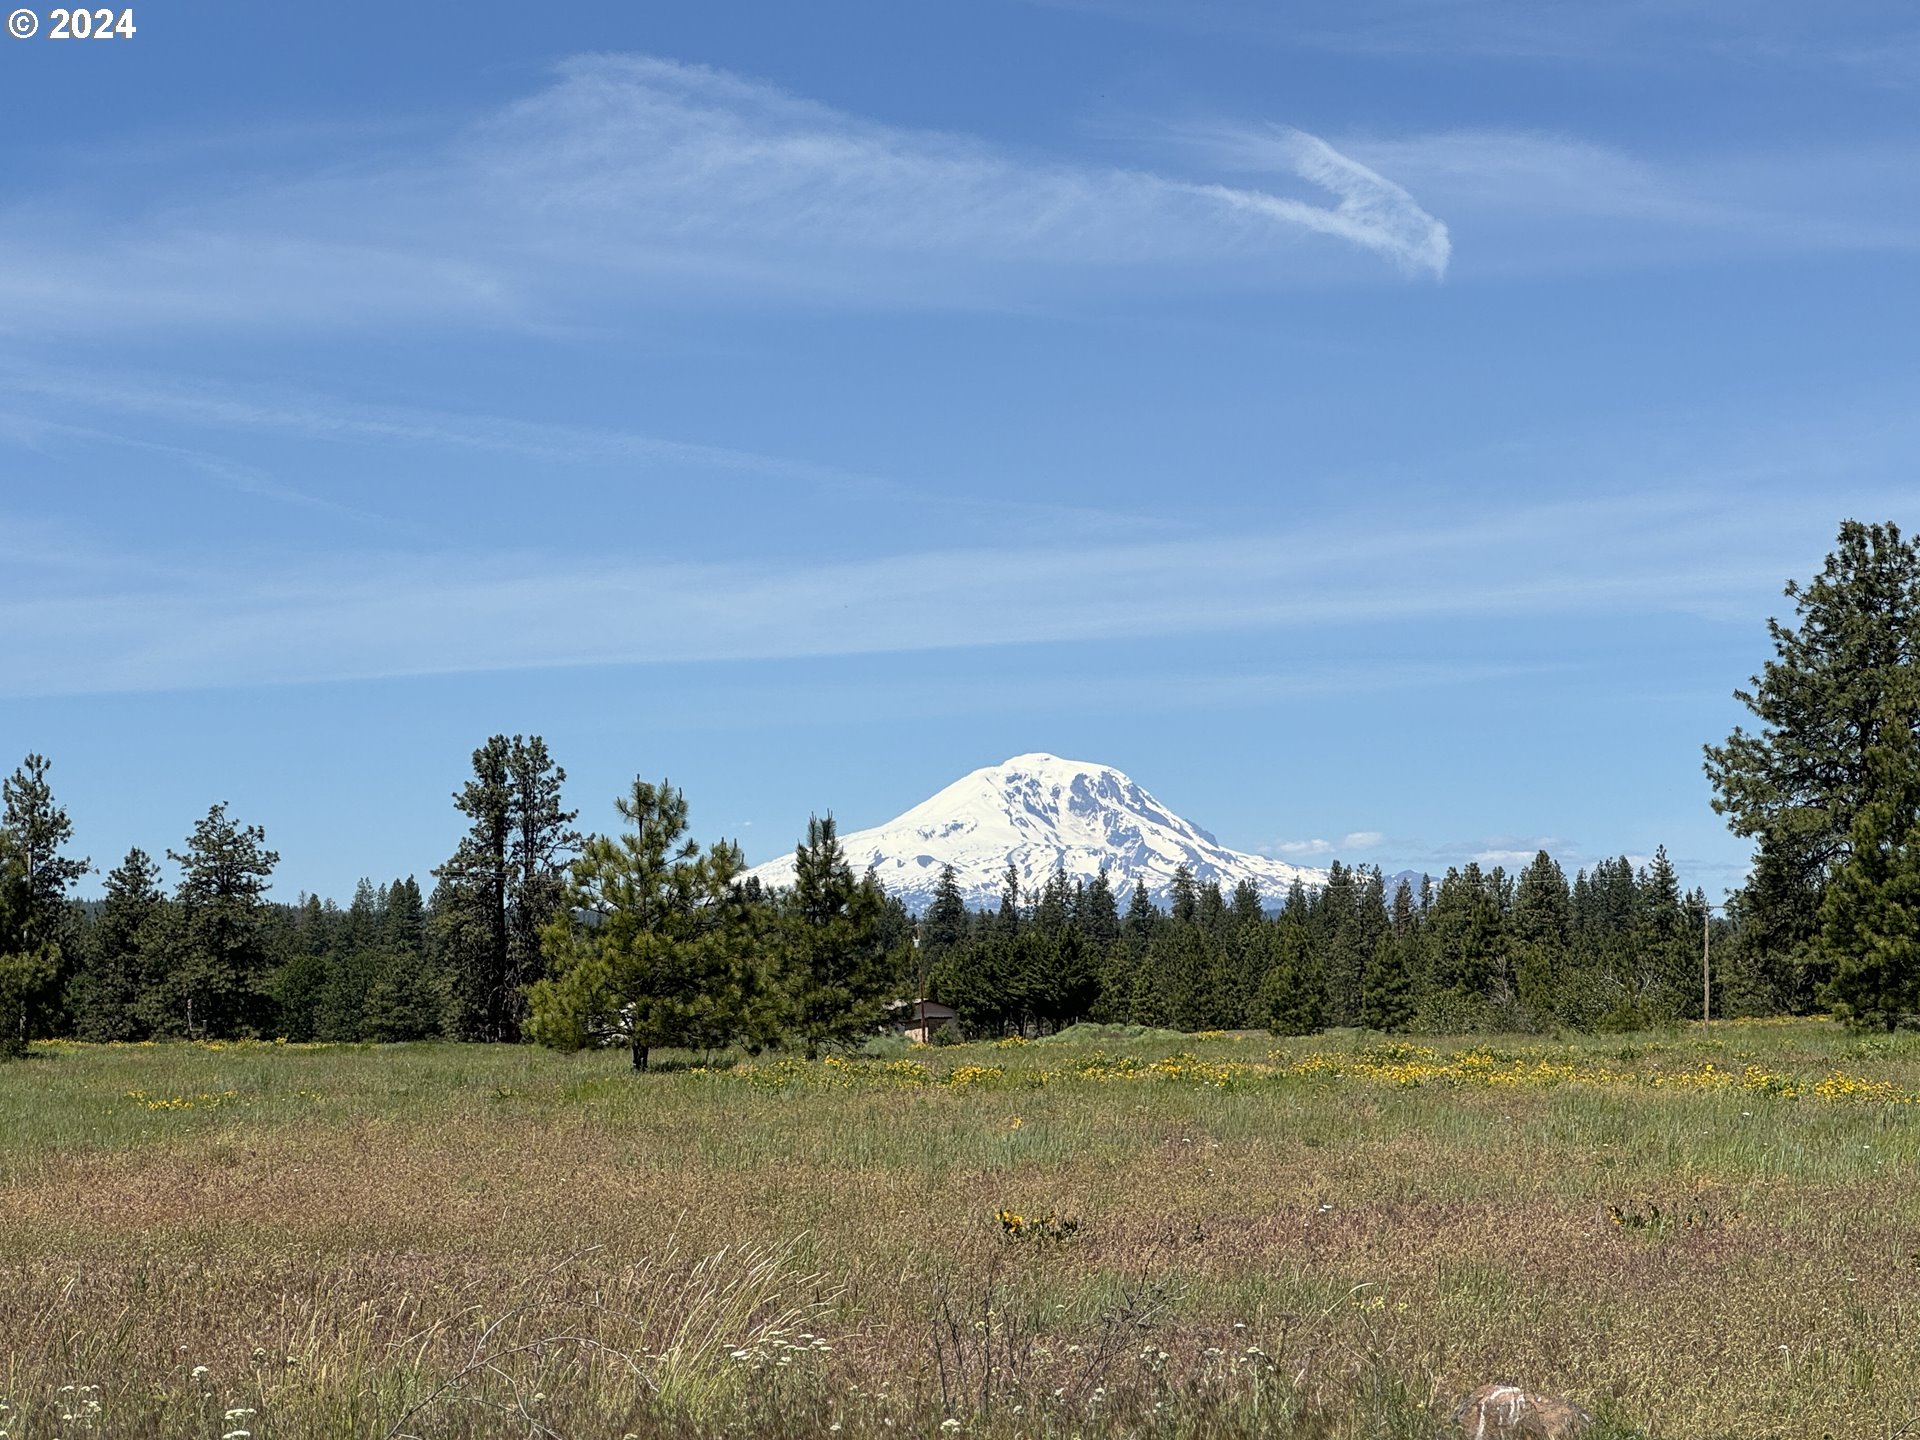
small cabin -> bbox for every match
[885,998,959,1044]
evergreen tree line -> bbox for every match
[0,742,1813,1054]
[921,850,1722,1038]
[0,741,911,1060]
[13,508,1920,1058]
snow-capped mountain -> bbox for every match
[747,753,1327,912]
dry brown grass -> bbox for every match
[4,1022,1919,1437]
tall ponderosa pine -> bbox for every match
[996,864,1021,935]
[436,736,513,1039]
[0,840,58,1057]
[436,735,578,1042]
[151,803,279,1038]
[3,754,90,920]
[507,736,579,1012]
[1706,520,1920,1002]
[531,777,756,1068]
[0,754,89,1050]
[1819,686,1920,1030]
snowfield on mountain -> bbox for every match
[747,752,1327,911]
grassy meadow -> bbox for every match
[4,1019,1920,1438]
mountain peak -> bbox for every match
[748,754,1326,911]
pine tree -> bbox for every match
[1427,863,1506,1005]
[2,754,90,920]
[922,866,970,961]
[436,737,514,1040]
[530,777,758,1068]
[1153,919,1215,1032]
[1511,852,1571,950]
[268,894,332,1041]
[1252,923,1327,1036]
[70,848,164,1041]
[782,816,895,1058]
[1230,879,1265,926]
[506,736,579,1016]
[0,754,88,1048]
[361,948,447,1042]
[434,735,577,1042]
[0,840,57,1057]
[1032,869,1073,935]
[996,864,1021,935]
[1706,520,1920,995]
[383,876,422,950]
[150,804,280,1038]
[1511,850,1571,1019]
[1022,921,1098,1033]
[1390,877,1419,939]
[1124,882,1157,945]
[1170,866,1198,924]
[1313,861,1370,1026]
[1819,690,1920,1030]
[311,878,382,1040]
[1082,868,1121,946]
[1128,927,1176,1029]
[1361,932,1416,1032]
[1195,879,1228,935]
[1633,846,1695,1019]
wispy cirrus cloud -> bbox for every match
[1181,124,1920,275]
[0,55,1447,339]
[0,487,1838,698]
[0,364,1178,542]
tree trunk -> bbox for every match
[631,1037,649,1071]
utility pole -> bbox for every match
[1701,899,1722,1028]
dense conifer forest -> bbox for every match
[0,747,1807,1054]
[4,518,1918,1054]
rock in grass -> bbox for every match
[1450,1382,1594,1439]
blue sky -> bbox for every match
[3,0,1917,903]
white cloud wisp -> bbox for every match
[0,55,1448,338]
[0,491,1825,698]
